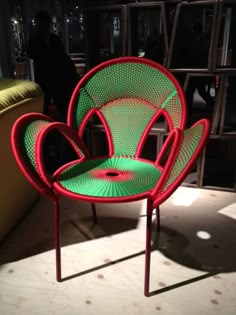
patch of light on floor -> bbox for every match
[218,203,236,220]
[172,188,200,207]
[196,231,211,240]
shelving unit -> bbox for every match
[84,0,236,192]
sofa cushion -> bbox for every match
[0,78,43,111]
[0,78,43,240]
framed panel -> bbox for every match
[167,0,218,72]
[127,2,168,66]
[218,73,236,135]
[164,0,179,44]
[84,5,126,70]
[199,136,236,191]
[64,5,86,78]
[212,0,236,72]
[183,72,222,129]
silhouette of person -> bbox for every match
[27,10,78,172]
[27,10,78,121]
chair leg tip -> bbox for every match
[144,290,150,297]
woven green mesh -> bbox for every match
[162,124,204,191]
[85,63,176,108]
[59,157,161,197]
[160,92,183,128]
[71,62,183,147]
[71,88,96,130]
[101,99,156,155]
[20,119,50,176]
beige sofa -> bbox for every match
[0,78,44,241]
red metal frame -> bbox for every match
[136,108,168,157]
[11,113,55,200]
[67,56,187,131]
[153,119,211,208]
[35,122,88,187]
[143,118,210,296]
[152,128,183,194]
[11,57,210,297]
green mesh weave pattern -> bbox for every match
[20,119,50,176]
[72,61,183,134]
[71,88,96,130]
[85,63,176,108]
[101,99,156,156]
[162,124,204,191]
[160,92,183,128]
[58,157,161,198]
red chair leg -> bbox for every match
[144,212,152,297]
[91,203,98,224]
[155,206,160,232]
[54,199,62,282]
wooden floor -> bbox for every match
[0,186,236,314]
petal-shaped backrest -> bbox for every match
[68,57,187,156]
[11,113,54,199]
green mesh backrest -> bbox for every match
[100,99,156,156]
[161,123,204,192]
[19,119,51,181]
[84,63,177,109]
[71,61,184,156]
[71,88,96,130]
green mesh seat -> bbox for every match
[11,57,210,297]
[55,157,161,200]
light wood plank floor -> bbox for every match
[0,187,236,315]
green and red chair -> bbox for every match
[11,56,210,296]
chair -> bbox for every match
[11,56,210,296]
